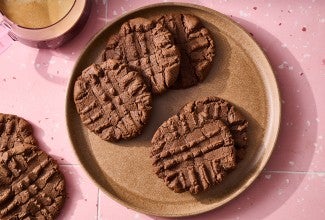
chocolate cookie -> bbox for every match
[151,110,236,194]
[0,114,65,219]
[0,113,37,150]
[74,59,152,141]
[102,17,181,94]
[154,14,215,89]
[0,143,65,220]
[180,97,248,159]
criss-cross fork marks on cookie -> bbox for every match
[180,97,248,159]
[151,111,236,194]
[0,144,65,220]
[74,59,152,141]
[154,14,215,89]
[0,114,65,220]
[102,17,181,94]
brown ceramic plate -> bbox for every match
[66,3,280,217]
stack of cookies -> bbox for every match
[73,14,248,194]
[0,113,66,219]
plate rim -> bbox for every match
[65,2,281,217]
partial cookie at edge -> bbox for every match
[0,113,37,150]
[0,113,65,220]
[0,144,66,220]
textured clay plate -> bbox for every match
[66,3,280,217]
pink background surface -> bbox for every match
[1,0,325,219]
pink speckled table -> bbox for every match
[0,0,324,219]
